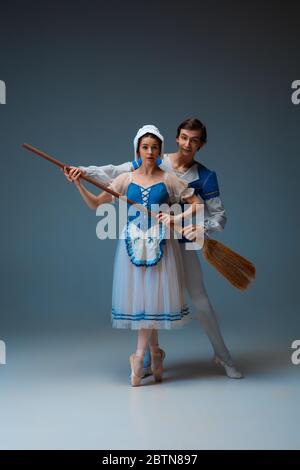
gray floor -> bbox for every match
[0,322,299,450]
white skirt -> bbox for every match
[111,234,190,330]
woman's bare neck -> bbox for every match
[135,164,163,177]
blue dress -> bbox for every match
[109,171,193,330]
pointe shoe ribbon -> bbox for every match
[151,348,166,382]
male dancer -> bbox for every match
[65,118,243,378]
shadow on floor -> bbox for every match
[160,347,292,382]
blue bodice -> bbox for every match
[127,181,169,207]
[126,181,169,226]
[125,181,169,267]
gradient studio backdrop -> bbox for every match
[0,0,299,450]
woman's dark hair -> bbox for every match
[137,132,162,153]
[176,118,207,144]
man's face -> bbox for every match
[176,129,203,157]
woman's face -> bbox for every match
[138,136,161,162]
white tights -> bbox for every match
[180,246,233,365]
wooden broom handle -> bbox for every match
[22,143,158,218]
[22,143,189,237]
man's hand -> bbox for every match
[182,224,205,241]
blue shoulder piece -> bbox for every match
[201,170,220,200]
[156,156,162,166]
[131,158,142,170]
[188,163,220,200]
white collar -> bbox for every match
[160,154,200,183]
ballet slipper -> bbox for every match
[150,348,166,382]
[129,354,145,386]
[213,355,244,379]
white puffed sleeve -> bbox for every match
[165,173,195,203]
[79,162,133,184]
[107,173,131,202]
[204,197,227,235]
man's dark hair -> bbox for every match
[176,118,207,144]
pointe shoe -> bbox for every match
[150,348,166,382]
[213,355,244,379]
[129,354,145,387]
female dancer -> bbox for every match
[64,125,200,386]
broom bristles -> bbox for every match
[207,239,256,277]
[204,248,251,289]
[203,239,256,290]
